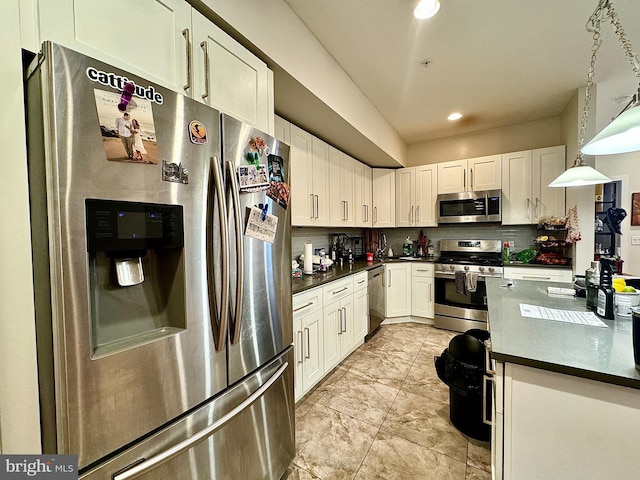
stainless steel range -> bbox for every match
[434,239,503,332]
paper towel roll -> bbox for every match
[304,243,313,274]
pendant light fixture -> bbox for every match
[414,0,440,20]
[550,0,640,187]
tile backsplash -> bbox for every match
[292,224,538,259]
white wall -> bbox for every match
[0,0,42,453]
[406,117,563,166]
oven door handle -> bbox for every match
[434,272,489,280]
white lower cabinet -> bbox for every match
[502,266,572,283]
[384,263,411,317]
[323,277,355,372]
[494,362,640,480]
[293,287,324,402]
[293,273,368,401]
[411,263,434,318]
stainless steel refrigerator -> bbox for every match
[25,42,293,479]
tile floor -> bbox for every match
[285,322,491,480]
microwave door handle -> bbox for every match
[112,362,289,480]
[226,160,244,345]
[485,192,489,219]
[208,156,229,352]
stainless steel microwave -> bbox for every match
[437,190,502,224]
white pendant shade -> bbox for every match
[548,164,612,188]
[581,104,640,155]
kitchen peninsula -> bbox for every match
[486,278,640,480]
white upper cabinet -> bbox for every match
[395,168,415,228]
[415,165,438,227]
[30,2,274,133]
[437,155,501,194]
[290,126,330,226]
[502,146,565,225]
[372,169,396,228]
[290,125,314,226]
[532,146,566,223]
[274,115,291,145]
[192,10,273,133]
[396,165,438,227]
[354,161,372,228]
[34,0,191,93]
[502,150,534,225]
[328,147,355,227]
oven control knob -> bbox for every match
[488,267,495,273]
[449,265,455,271]
[479,266,485,272]
[464,266,469,271]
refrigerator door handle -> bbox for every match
[227,160,244,345]
[208,156,229,352]
[112,362,289,480]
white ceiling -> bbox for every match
[282,0,640,145]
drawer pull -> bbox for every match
[523,275,551,280]
[332,286,349,295]
[293,301,314,313]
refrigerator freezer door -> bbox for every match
[80,348,295,480]
[221,115,293,384]
[26,43,227,468]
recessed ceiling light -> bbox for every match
[448,112,463,121]
[414,0,440,20]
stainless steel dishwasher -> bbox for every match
[367,265,385,340]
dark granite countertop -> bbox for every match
[486,277,640,390]
[292,257,436,295]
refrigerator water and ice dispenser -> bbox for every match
[85,199,185,356]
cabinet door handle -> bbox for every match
[416,205,420,224]
[410,205,414,224]
[525,198,531,219]
[388,270,391,288]
[373,206,377,225]
[297,330,304,364]
[304,327,311,359]
[535,197,540,219]
[200,41,210,100]
[482,374,493,426]
[293,301,314,313]
[463,169,466,191]
[315,195,319,219]
[338,308,343,335]
[470,168,474,191]
[309,194,315,219]
[182,28,192,92]
[342,307,347,332]
[346,201,349,221]
[365,204,368,222]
